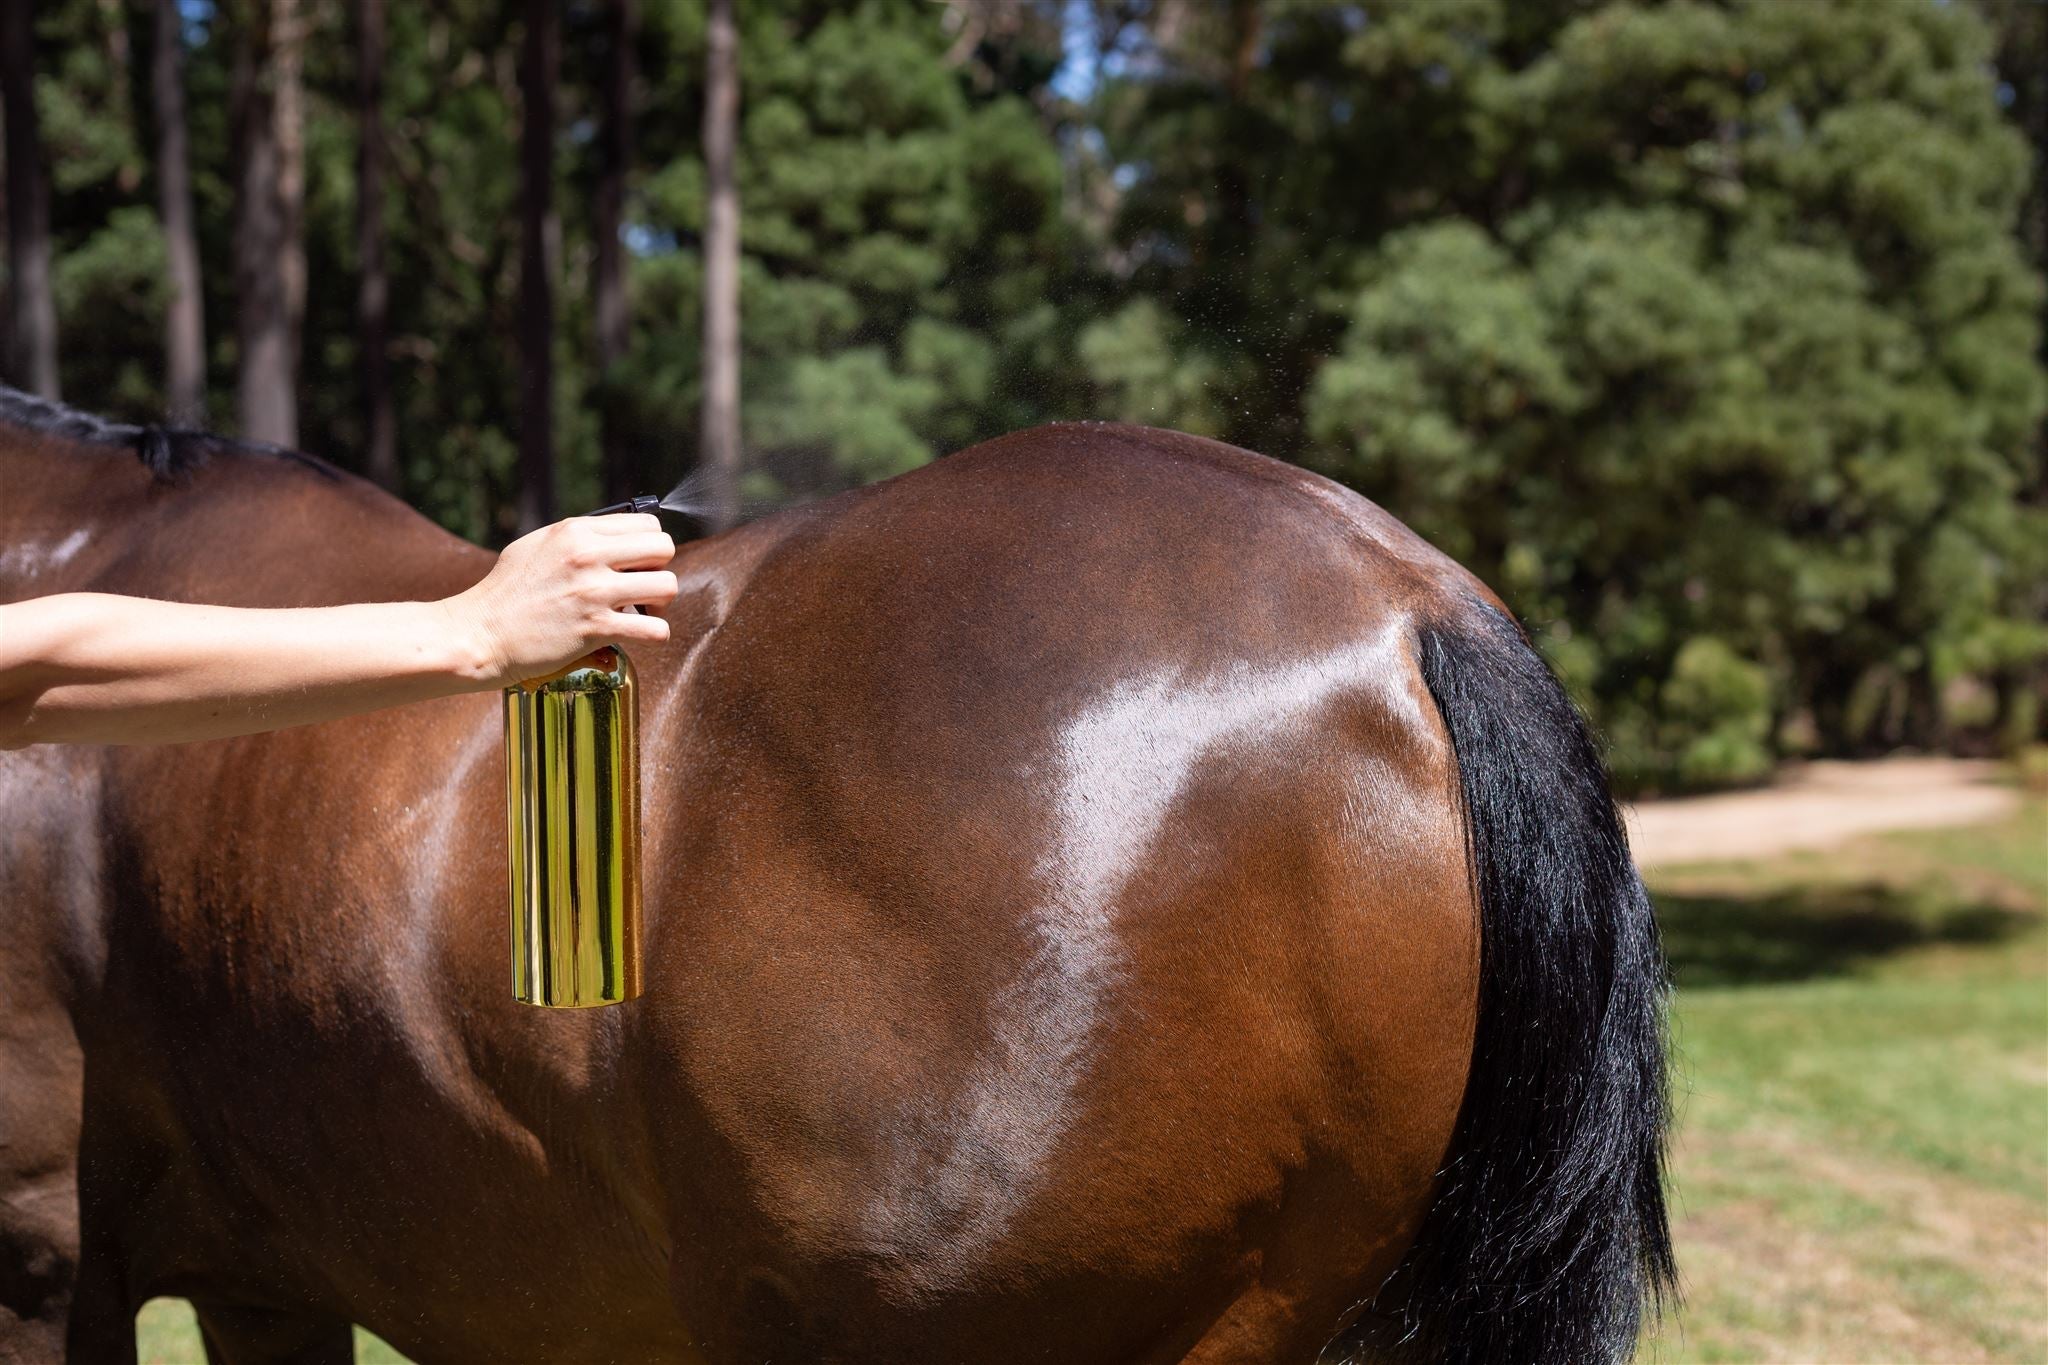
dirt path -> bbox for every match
[1623,756,2027,870]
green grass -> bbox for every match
[131,803,2048,1364]
[1647,800,2048,1364]
[136,1299,408,1364]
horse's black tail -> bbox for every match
[1351,601,1676,1364]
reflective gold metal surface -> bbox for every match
[503,646,643,1007]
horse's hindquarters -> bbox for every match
[629,430,1483,1363]
[14,417,1515,1365]
[640,716,1477,1364]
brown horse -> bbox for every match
[0,390,1672,1365]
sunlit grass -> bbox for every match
[1648,800,2048,1364]
[136,1298,409,1364]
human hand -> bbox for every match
[444,514,677,686]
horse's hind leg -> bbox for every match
[0,1149,77,1365]
[193,1304,354,1365]
[0,1033,84,1365]
[1166,1285,1356,1365]
[59,1214,136,1365]
[0,1210,74,1365]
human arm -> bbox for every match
[0,513,676,748]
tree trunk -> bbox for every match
[1,0,60,398]
[516,0,558,532]
[1214,0,1259,258]
[596,0,636,504]
[1227,0,1262,101]
[154,0,205,423]
[355,0,395,489]
[232,0,304,447]
[699,0,740,531]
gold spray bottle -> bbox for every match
[502,495,658,1007]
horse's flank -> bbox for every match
[0,400,1668,1364]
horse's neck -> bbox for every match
[0,436,130,600]
[0,428,493,607]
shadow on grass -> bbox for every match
[1655,883,2036,988]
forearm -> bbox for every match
[0,593,497,747]
[0,514,675,750]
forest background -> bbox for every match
[3,0,2044,792]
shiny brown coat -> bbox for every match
[0,414,1660,1365]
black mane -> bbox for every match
[0,385,338,483]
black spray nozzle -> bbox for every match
[590,495,661,517]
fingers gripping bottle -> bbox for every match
[502,496,657,1007]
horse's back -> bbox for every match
[636,424,1482,1361]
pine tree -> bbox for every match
[698,0,739,529]
[623,0,1073,501]
[516,0,558,531]
[354,0,394,490]
[1294,0,2046,781]
[595,0,636,504]
[150,0,204,422]
[2,0,61,397]
[230,0,304,446]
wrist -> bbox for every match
[431,595,504,688]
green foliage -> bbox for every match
[28,0,157,423]
[626,0,1074,503]
[1077,298,1233,436]
[13,0,2044,781]
[1265,0,2045,785]
[1661,637,1774,787]
[26,0,1072,536]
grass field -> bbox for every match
[135,802,2047,1364]
[1644,799,2048,1363]
[135,1300,405,1364]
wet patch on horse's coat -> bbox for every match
[860,622,1427,1283]
[383,711,499,1101]
[0,529,91,583]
